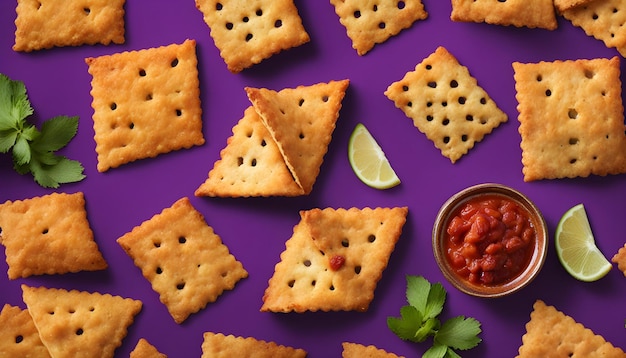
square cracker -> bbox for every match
[0,192,107,279]
[611,243,626,276]
[246,79,350,194]
[261,207,408,313]
[195,106,304,197]
[117,197,248,324]
[0,304,50,358]
[201,332,307,358]
[329,0,428,55]
[21,285,142,358]
[516,300,625,357]
[450,0,557,30]
[195,0,310,73]
[513,56,626,181]
[342,342,405,358]
[86,39,205,172]
[385,46,507,163]
[130,338,167,358]
[560,0,626,57]
[13,0,125,52]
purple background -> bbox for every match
[2,1,626,357]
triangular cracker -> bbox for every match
[342,342,405,358]
[201,332,307,358]
[130,338,167,358]
[329,0,428,55]
[451,0,557,30]
[21,285,142,358]
[516,300,625,357]
[385,46,507,163]
[261,207,408,312]
[195,106,304,197]
[0,304,50,358]
[117,197,248,324]
[0,192,107,279]
[246,79,350,194]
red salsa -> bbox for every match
[445,195,536,286]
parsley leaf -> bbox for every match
[388,275,482,357]
[0,74,85,188]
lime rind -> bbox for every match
[348,123,400,190]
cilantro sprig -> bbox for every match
[387,275,482,358]
[0,74,85,188]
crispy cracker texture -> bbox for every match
[611,243,626,276]
[130,338,167,358]
[516,300,625,357]
[342,342,405,358]
[21,285,142,358]
[0,192,107,279]
[195,0,310,73]
[0,304,51,358]
[14,0,126,52]
[513,56,626,181]
[201,332,307,358]
[554,0,597,12]
[451,0,557,30]
[329,0,428,55]
[385,46,507,163]
[86,39,204,172]
[261,207,408,313]
[117,197,248,324]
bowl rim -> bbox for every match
[432,183,549,298]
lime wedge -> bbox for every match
[348,123,400,189]
[555,204,612,282]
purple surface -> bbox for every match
[1,1,626,357]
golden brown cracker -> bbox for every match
[21,285,142,358]
[117,197,248,324]
[0,192,107,279]
[246,79,350,194]
[86,39,204,172]
[329,0,428,55]
[195,106,304,197]
[385,46,507,163]
[611,243,626,276]
[201,332,307,358]
[513,56,626,181]
[342,342,405,358]
[450,0,557,30]
[13,0,125,52]
[561,0,626,57]
[130,338,167,358]
[554,0,597,12]
[261,207,408,313]
[516,300,625,357]
[195,0,310,73]
[0,304,50,358]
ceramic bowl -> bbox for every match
[432,183,548,298]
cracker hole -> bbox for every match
[179,236,186,244]
[592,13,599,20]
[355,266,362,274]
[466,114,474,121]
[341,238,349,247]
[329,285,335,291]
[303,260,311,267]
[48,311,55,315]
[398,1,406,9]
[462,134,468,142]
[171,58,179,67]
[299,132,305,139]
[15,335,23,344]
[256,9,263,16]
[568,109,578,119]
[379,22,386,29]
[536,75,542,82]
[441,101,448,107]
[251,158,257,167]
[425,64,432,70]
[299,98,305,106]
[442,119,450,126]
[42,228,49,234]
[311,280,316,286]
[450,80,458,88]
[89,307,95,312]
[443,136,450,144]
[274,20,282,28]
[545,89,551,97]
[407,101,412,107]
[288,280,295,288]
[216,3,222,10]
[373,4,378,11]
[226,22,233,30]
[129,122,135,129]
[354,10,361,18]
[458,97,466,104]
[176,283,185,290]
[139,69,146,77]
[570,158,577,164]
[584,69,595,79]
[110,103,117,110]
[480,97,487,104]
[427,81,437,88]
[368,234,376,243]
[76,328,84,336]
[146,93,153,101]
[153,241,161,248]
[427,102,432,107]
[243,16,249,22]
[569,138,579,145]
[176,109,182,117]
[322,95,329,102]
[83,7,91,15]
[237,157,244,166]
[402,85,409,91]
[156,267,163,274]
[426,115,433,121]
[261,139,267,147]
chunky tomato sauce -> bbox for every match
[445,195,536,286]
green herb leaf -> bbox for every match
[423,344,448,358]
[0,73,33,129]
[0,128,18,153]
[33,115,78,152]
[12,135,31,165]
[434,316,482,350]
[387,305,424,342]
[28,155,85,188]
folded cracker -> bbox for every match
[0,304,50,358]
[195,106,305,197]
[261,207,408,313]
[13,0,125,52]
[513,56,626,181]
[21,285,142,358]
[554,0,597,12]
[86,39,205,172]
[329,0,428,55]
[560,0,626,57]
[195,0,310,73]
[0,192,107,279]
[130,338,167,358]
[201,332,307,358]
[516,300,625,357]
[246,79,350,194]
[342,342,405,358]
[611,243,626,276]
[450,0,557,30]
[385,46,507,163]
[117,197,248,324]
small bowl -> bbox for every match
[432,183,548,298]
